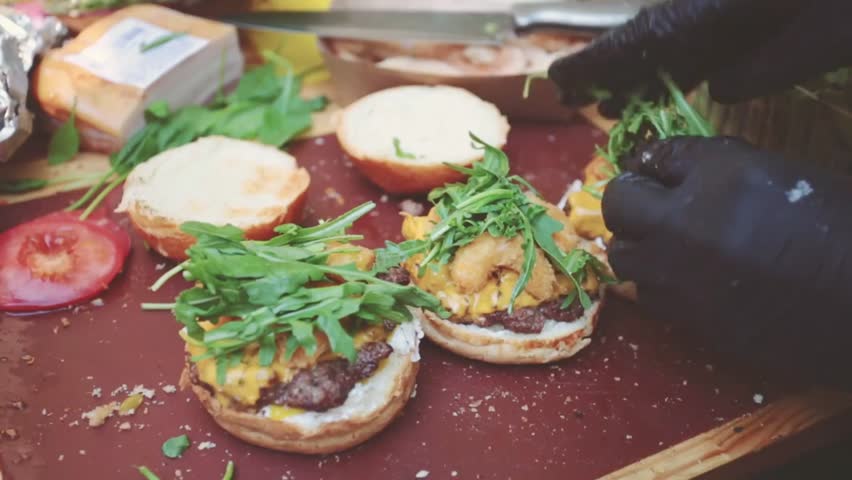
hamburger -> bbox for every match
[152,202,442,453]
[383,134,613,364]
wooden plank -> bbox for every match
[600,391,852,480]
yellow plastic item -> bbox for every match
[248,0,332,83]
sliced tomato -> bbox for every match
[0,209,131,312]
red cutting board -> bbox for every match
[0,121,844,480]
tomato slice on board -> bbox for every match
[0,210,131,313]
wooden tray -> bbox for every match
[2,121,851,480]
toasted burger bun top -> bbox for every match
[337,85,509,167]
[117,136,309,229]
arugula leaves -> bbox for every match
[392,137,416,159]
[69,50,327,220]
[586,72,716,198]
[47,108,80,166]
[136,467,160,480]
[161,434,190,459]
[376,134,613,312]
[139,32,185,53]
[152,202,444,385]
[0,178,48,194]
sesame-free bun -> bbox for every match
[117,136,309,260]
[181,322,422,454]
[417,291,604,365]
[337,85,510,194]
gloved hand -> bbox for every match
[549,0,852,116]
[603,136,852,388]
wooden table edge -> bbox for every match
[597,385,852,479]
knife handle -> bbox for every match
[512,0,662,33]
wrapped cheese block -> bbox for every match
[34,4,244,153]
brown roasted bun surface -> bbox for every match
[180,353,418,454]
[116,136,309,260]
[337,85,510,194]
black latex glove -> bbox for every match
[549,0,852,117]
[603,136,852,388]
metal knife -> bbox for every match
[217,1,661,45]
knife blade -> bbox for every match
[218,1,660,45]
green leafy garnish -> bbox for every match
[586,71,717,197]
[523,72,548,99]
[376,133,613,312]
[222,460,235,480]
[0,172,110,195]
[47,108,80,166]
[136,466,160,480]
[392,137,416,159]
[161,434,190,459]
[0,178,48,193]
[68,50,327,220]
[140,32,186,53]
[150,202,444,385]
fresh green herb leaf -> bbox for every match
[392,137,416,159]
[145,100,171,121]
[140,32,185,53]
[523,71,549,99]
[582,71,717,198]
[70,50,327,220]
[48,108,80,166]
[0,178,48,193]
[137,466,161,480]
[222,460,235,480]
[372,240,427,274]
[161,434,190,458]
[151,202,444,379]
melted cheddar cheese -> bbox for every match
[401,200,600,320]
[567,156,614,242]
[185,246,390,410]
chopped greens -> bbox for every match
[376,134,614,312]
[392,137,416,159]
[47,107,80,166]
[136,466,160,480]
[161,434,190,458]
[585,72,716,198]
[0,172,109,195]
[149,202,444,385]
[140,32,186,53]
[222,460,235,480]
[0,178,48,193]
[68,50,327,220]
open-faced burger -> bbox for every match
[384,135,614,364]
[151,203,442,453]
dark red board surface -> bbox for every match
[0,122,782,480]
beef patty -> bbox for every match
[460,295,591,334]
[258,341,393,412]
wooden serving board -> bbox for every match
[2,121,850,480]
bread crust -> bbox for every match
[417,292,604,364]
[127,179,308,260]
[180,354,419,454]
[336,85,510,194]
[343,150,471,194]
